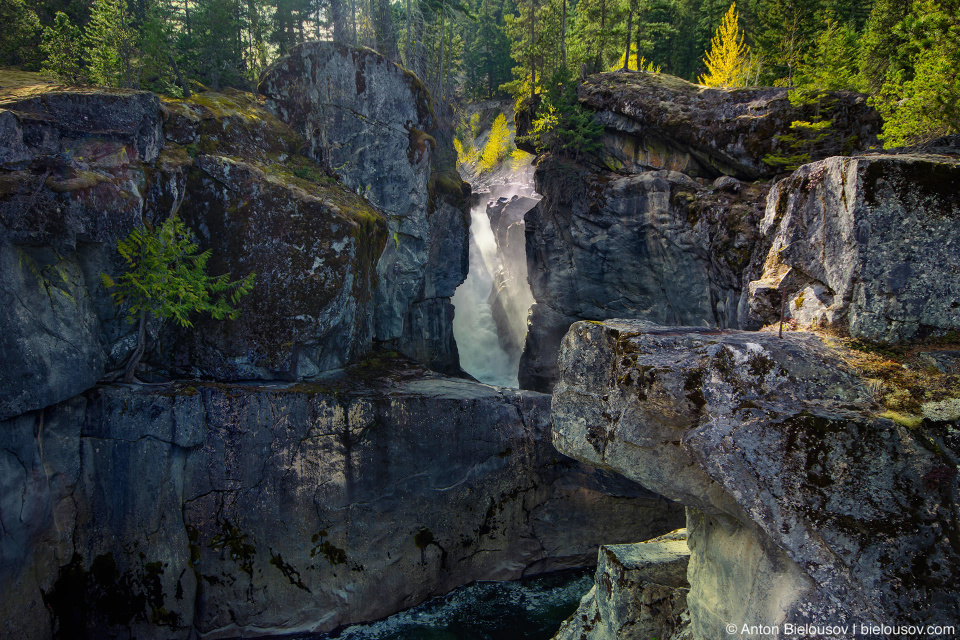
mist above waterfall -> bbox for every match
[453,184,539,388]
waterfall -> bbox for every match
[453,187,539,388]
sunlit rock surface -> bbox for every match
[260,43,470,374]
[0,356,684,639]
[576,72,880,180]
[552,320,959,637]
[743,151,960,341]
[487,194,538,358]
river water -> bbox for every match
[313,569,592,640]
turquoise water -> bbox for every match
[314,569,592,640]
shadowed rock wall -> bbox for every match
[0,359,684,639]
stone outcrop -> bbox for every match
[520,155,768,392]
[0,83,391,402]
[260,42,470,374]
[0,356,684,640]
[554,529,690,640]
[742,153,960,341]
[552,320,960,638]
[576,72,880,180]
[0,87,164,419]
[156,90,389,380]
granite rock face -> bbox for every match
[552,320,960,637]
[0,359,684,639]
[576,72,880,180]
[0,83,390,396]
[260,42,470,374]
[554,529,690,640]
[743,153,960,341]
[520,155,767,392]
[0,88,163,419]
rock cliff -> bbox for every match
[552,320,959,638]
[486,194,539,358]
[520,154,768,391]
[0,356,683,639]
[259,42,471,374]
[0,59,688,640]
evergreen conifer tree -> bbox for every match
[698,2,749,86]
[84,0,138,87]
[40,11,84,83]
[102,214,255,383]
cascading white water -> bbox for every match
[452,198,521,387]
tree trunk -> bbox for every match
[623,0,634,70]
[594,0,605,72]
[123,311,147,384]
[561,0,567,68]
[529,0,536,100]
[331,0,347,42]
[439,2,446,99]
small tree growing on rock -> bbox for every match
[102,214,255,383]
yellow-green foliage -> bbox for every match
[469,112,482,138]
[480,114,511,172]
[509,148,534,171]
[699,3,750,87]
[608,53,661,73]
[101,214,255,328]
[880,410,924,430]
[454,137,479,167]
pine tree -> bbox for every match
[871,0,960,146]
[101,214,255,383]
[755,0,822,86]
[698,2,749,87]
[84,0,139,87]
[40,11,84,83]
[0,0,41,67]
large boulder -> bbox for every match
[520,155,767,392]
[743,153,960,341]
[0,357,684,639]
[552,320,959,637]
[259,43,470,374]
[576,72,880,180]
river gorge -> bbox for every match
[1,41,958,640]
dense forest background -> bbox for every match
[1,0,956,146]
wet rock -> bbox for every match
[259,42,470,374]
[0,357,684,639]
[743,154,960,341]
[520,155,767,392]
[552,320,960,636]
[554,529,690,640]
[577,72,879,180]
[487,195,538,357]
